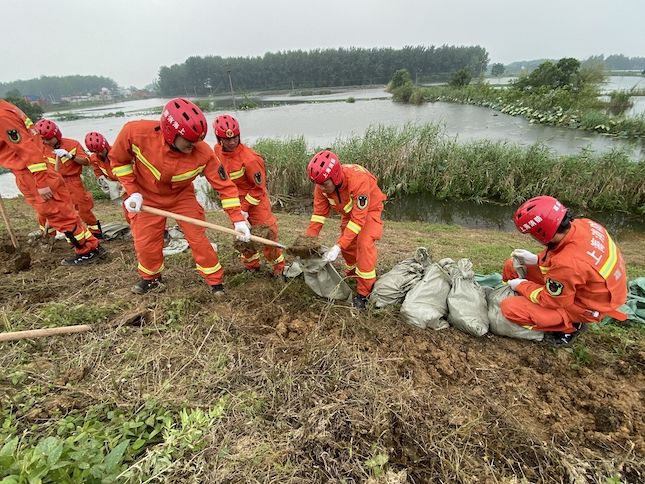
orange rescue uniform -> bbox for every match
[306,164,386,296]
[45,139,100,236]
[0,100,98,255]
[214,142,284,274]
[89,151,131,224]
[110,120,244,284]
[501,218,628,333]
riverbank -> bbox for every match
[1,199,643,482]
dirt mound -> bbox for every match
[286,234,322,258]
[0,243,31,272]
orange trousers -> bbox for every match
[131,195,223,284]
[61,176,100,236]
[14,171,98,255]
[500,258,597,333]
[239,200,284,275]
[341,211,383,297]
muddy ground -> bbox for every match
[0,199,643,483]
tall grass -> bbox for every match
[254,124,645,214]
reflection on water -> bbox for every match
[383,194,645,235]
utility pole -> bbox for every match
[227,68,236,110]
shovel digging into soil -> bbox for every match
[0,193,31,271]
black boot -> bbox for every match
[60,245,108,266]
[210,284,225,297]
[544,323,588,347]
[352,294,369,309]
[131,277,164,295]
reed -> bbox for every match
[254,124,644,214]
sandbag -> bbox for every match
[285,257,352,302]
[371,247,431,308]
[447,259,489,337]
[400,258,454,330]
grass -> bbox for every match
[0,199,643,482]
[254,124,645,214]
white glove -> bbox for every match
[124,192,143,213]
[322,244,341,263]
[511,249,538,265]
[507,278,527,291]
[234,221,251,242]
[53,148,71,158]
[241,210,249,220]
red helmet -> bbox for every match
[307,150,343,185]
[214,114,240,138]
[84,132,109,152]
[35,119,62,141]
[160,98,207,145]
[514,195,568,244]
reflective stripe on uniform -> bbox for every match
[539,265,548,274]
[229,167,245,180]
[599,232,618,279]
[345,263,356,271]
[356,268,376,279]
[138,262,164,275]
[271,254,285,265]
[100,167,109,175]
[24,117,33,129]
[196,262,222,274]
[221,197,241,209]
[326,197,336,206]
[132,144,161,180]
[39,224,56,234]
[310,214,326,224]
[87,224,100,231]
[343,200,353,213]
[113,164,134,177]
[529,287,543,304]
[244,193,260,205]
[171,165,205,182]
[346,220,361,234]
[28,162,48,173]
[240,253,261,263]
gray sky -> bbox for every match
[1,0,643,88]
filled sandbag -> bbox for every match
[284,253,352,302]
[400,258,455,330]
[371,247,431,308]
[447,259,489,337]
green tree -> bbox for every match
[449,68,472,87]
[3,89,44,121]
[491,63,505,77]
[388,69,413,91]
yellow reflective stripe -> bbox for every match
[171,165,205,182]
[356,268,376,279]
[310,215,326,224]
[132,144,161,180]
[529,287,543,303]
[539,265,548,274]
[99,167,109,175]
[196,262,222,274]
[346,220,362,234]
[46,157,56,165]
[70,229,92,242]
[138,262,164,275]
[345,263,356,271]
[221,198,241,209]
[271,254,285,265]
[87,224,99,231]
[240,253,261,262]
[343,200,353,213]
[599,233,618,279]
[229,167,245,180]
[244,193,260,205]
[326,197,336,206]
[24,117,33,129]
[28,162,48,173]
[113,164,134,177]
[39,225,56,234]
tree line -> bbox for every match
[0,75,119,102]
[157,45,490,96]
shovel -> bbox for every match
[140,205,286,249]
[0,193,32,271]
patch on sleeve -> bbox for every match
[254,171,262,185]
[7,129,21,143]
[546,278,564,296]
[357,194,369,210]
[218,164,228,181]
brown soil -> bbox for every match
[1,242,31,272]
[233,224,274,253]
[286,233,323,258]
[0,200,643,482]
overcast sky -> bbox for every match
[1,0,643,88]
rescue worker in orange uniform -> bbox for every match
[501,195,628,346]
[213,114,285,276]
[0,100,105,265]
[109,98,251,295]
[35,119,103,239]
[84,131,130,224]
[305,150,387,308]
